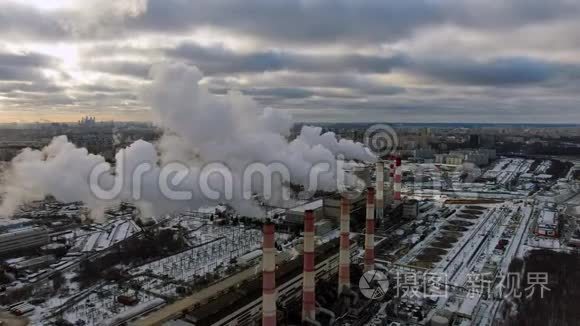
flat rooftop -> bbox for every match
[289,199,324,212]
[538,209,558,226]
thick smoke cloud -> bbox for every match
[0,62,374,219]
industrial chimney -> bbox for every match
[375,161,385,220]
[394,157,402,203]
[388,162,395,207]
[338,197,351,295]
[302,210,316,321]
[364,187,375,272]
[262,223,277,326]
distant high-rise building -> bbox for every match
[469,134,481,148]
[419,128,431,149]
[480,134,496,148]
[79,116,96,127]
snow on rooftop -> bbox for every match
[565,205,580,217]
[457,294,481,319]
[289,199,324,212]
[538,209,557,226]
[0,218,33,227]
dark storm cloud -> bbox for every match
[167,42,405,74]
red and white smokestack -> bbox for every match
[388,162,395,207]
[394,157,402,203]
[302,210,316,321]
[364,187,375,273]
[262,223,277,326]
[376,161,384,219]
[338,197,350,295]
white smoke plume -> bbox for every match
[0,62,374,219]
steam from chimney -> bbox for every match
[0,63,375,219]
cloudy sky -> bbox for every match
[1,0,580,123]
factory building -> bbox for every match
[0,227,50,257]
[435,149,496,166]
[402,200,419,220]
[323,195,365,221]
[0,218,35,232]
[535,208,559,237]
[285,200,324,224]
[8,255,56,273]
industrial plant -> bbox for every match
[2,150,578,326]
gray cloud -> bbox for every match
[0,81,63,93]
[408,56,564,85]
[0,51,57,68]
[167,42,405,74]
[242,87,315,99]
[1,0,580,122]
[0,66,47,82]
[125,0,580,45]
[2,0,580,47]
[0,3,67,40]
[0,51,59,82]
[82,60,151,79]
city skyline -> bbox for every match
[1,0,580,123]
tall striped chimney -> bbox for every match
[262,223,277,326]
[364,187,375,273]
[338,197,350,295]
[388,162,395,206]
[302,210,316,321]
[375,161,384,220]
[394,157,402,203]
